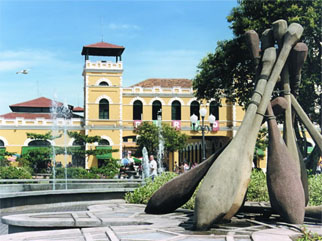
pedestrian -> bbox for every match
[184,162,189,172]
[149,155,157,181]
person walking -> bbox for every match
[149,155,157,181]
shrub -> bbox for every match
[125,169,322,210]
[296,226,322,241]
[0,166,32,179]
[53,167,100,179]
[246,169,269,202]
[90,158,120,178]
[125,172,177,204]
[21,148,51,174]
[308,173,322,206]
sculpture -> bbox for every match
[144,19,322,230]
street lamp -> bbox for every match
[190,108,216,161]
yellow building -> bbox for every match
[0,41,245,171]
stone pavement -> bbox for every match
[0,201,96,235]
[1,200,321,240]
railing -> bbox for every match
[0,178,144,195]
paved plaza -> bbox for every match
[0,199,321,240]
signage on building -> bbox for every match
[172,120,181,130]
[133,120,142,129]
[212,121,219,132]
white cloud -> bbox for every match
[0,48,83,114]
[0,49,80,73]
[0,49,56,72]
[0,60,30,71]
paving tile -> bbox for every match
[0,200,321,240]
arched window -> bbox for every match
[99,81,109,86]
[99,99,109,119]
[99,139,110,146]
[152,100,162,120]
[0,140,4,147]
[209,101,219,120]
[133,100,143,120]
[190,101,200,120]
[72,140,85,168]
[171,100,181,120]
[97,139,110,168]
[28,140,51,146]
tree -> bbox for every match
[193,0,321,127]
[135,122,188,157]
[67,131,118,168]
[20,131,117,173]
[135,122,160,156]
[161,123,188,155]
[0,150,17,166]
[20,132,55,173]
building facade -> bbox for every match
[0,41,245,171]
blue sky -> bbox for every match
[0,0,237,114]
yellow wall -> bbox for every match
[0,59,246,170]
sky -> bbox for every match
[0,0,237,114]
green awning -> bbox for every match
[133,157,141,164]
[96,146,112,159]
[21,146,50,155]
[0,147,5,160]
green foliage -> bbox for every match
[254,128,268,162]
[193,0,321,126]
[0,166,32,179]
[161,123,188,153]
[21,148,52,174]
[297,226,322,241]
[27,131,61,140]
[90,158,120,178]
[125,172,178,204]
[134,122,188,156]
[67,131,101,144]
[67,131,117,161]
[246,169,269,202]
[135,122,159,156]
[53,167,100,179]
[125,169,322,211]
[0,151,17,166]
[308,173,322,206]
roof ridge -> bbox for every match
[130,78,192,88]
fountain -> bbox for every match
[142,147,149,179]
[157,110,164,174]
[50,97,72,190]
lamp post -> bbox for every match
[190,108,216,161]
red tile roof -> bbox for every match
[73,107,84,112]
[0,113,52,119]
[131,78,192,88]
[83,41,125,49]
[82,41,125,57]
[10,97,63,108]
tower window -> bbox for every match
[171,100,181,120]
[99,99,109,119]
[152,100,162,120]
[99,81,109,86]
[133,100,143,120]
